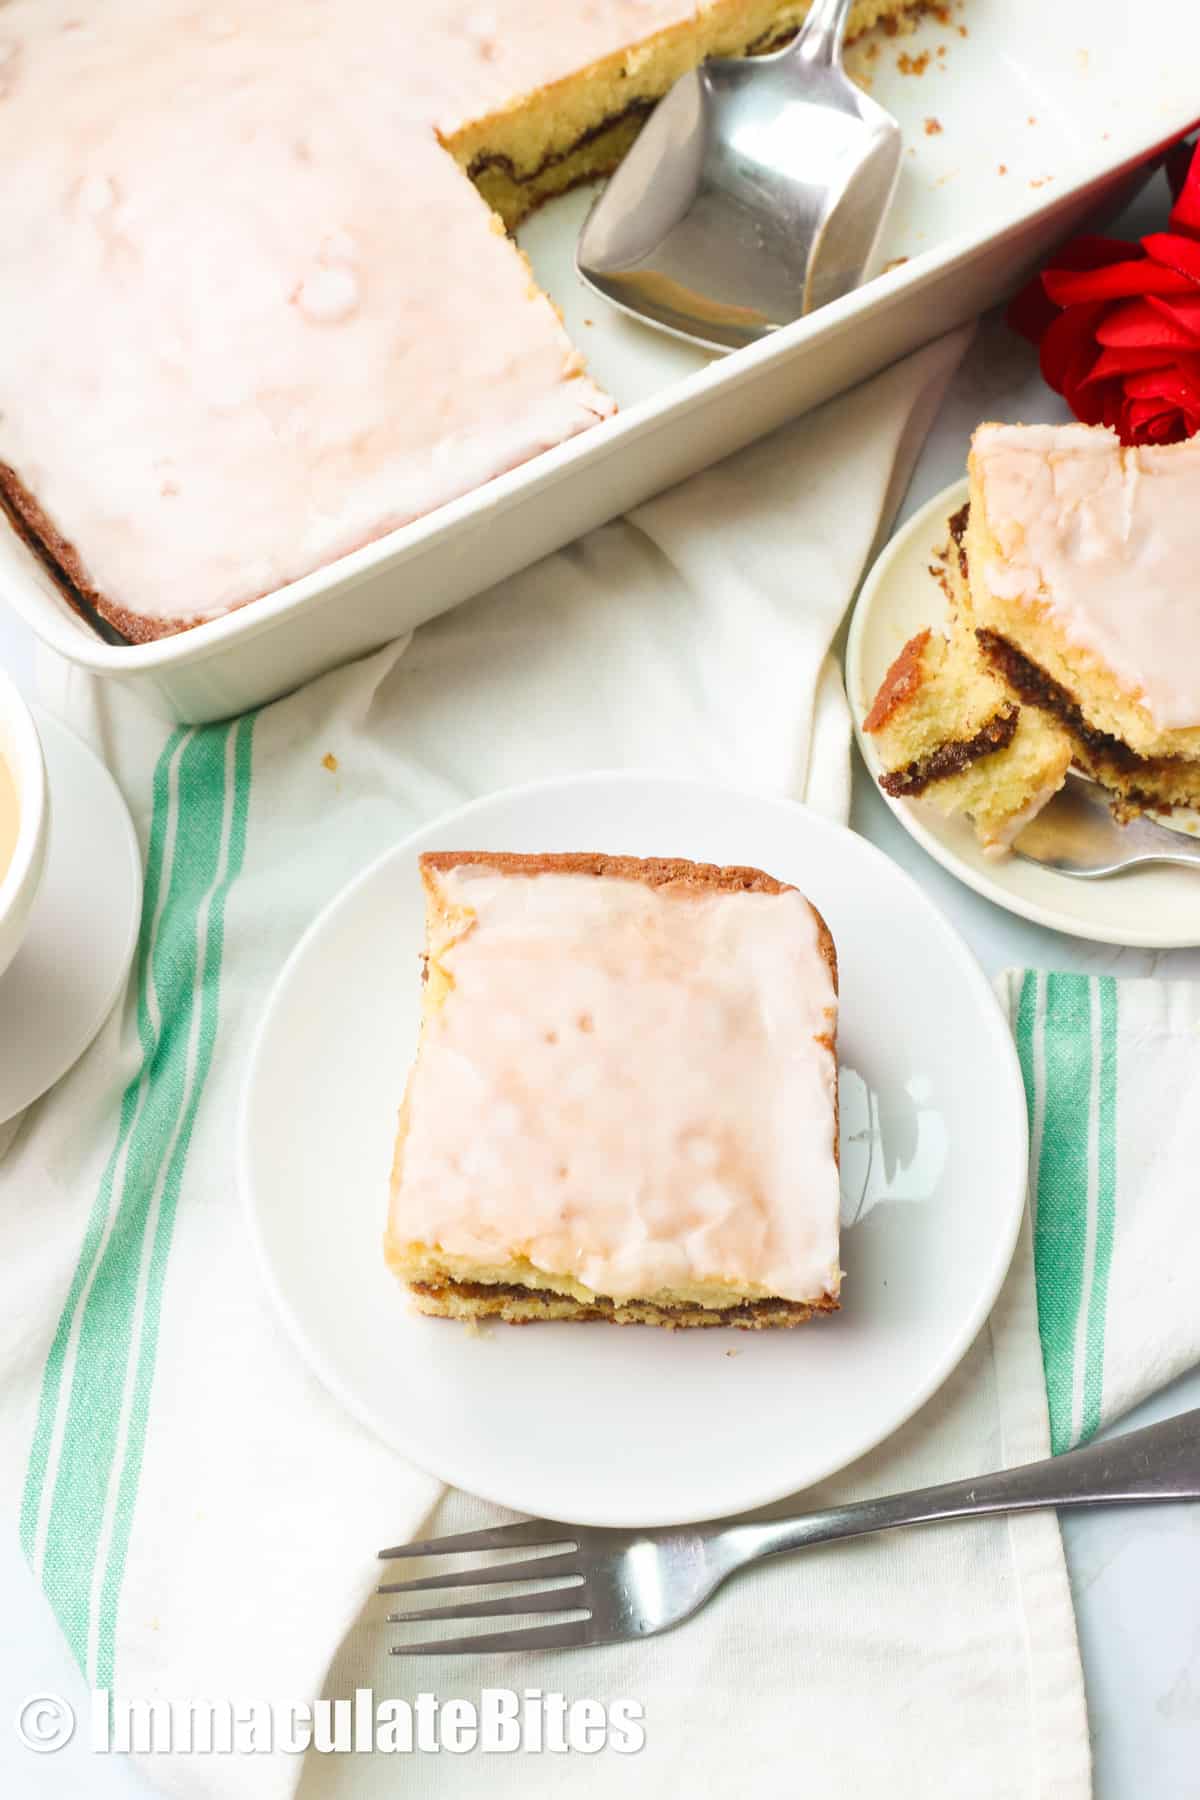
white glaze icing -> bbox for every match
[973,423,1200,730]
[392,861,841,1303]
[0,1,708,624]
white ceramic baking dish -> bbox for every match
[4,0,1199,723]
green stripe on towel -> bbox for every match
[19,727,187,1574]
[93,716,255,1689]
[20,716,255,1683]
[1032,974,1094,1455]
[1080,978,1118,1444]
[1026,974,1120,1455]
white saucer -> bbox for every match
[241,772,1027,1526]
[847,480,1200,949]
[0,708,142,1124]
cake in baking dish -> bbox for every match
[0,0,917,644]
[866,422,1200,848]
[385,850,841,1329]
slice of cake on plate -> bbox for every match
[386,850,841,1329]
[864,618,1072,855]
[966,422,1200,817]
[865,421,1200,850]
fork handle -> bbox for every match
[1123,811,1200,867]
[730,1408,1200,1566]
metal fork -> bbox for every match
[1013,769,1200,878]
[380,1407,1200,1654]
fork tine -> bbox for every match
[390,1619,593,1656]
[378,1550,579,1596]
[379,1519,572,1560]
[388,1581,586,1624]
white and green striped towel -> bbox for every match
[4,329,1193,1800]
[1005,970,1200,1458]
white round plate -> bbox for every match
[848,480,1200,949]
[241,773,1026,1526]
[0,708,142,1123]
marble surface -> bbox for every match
[3,176,1199,1798]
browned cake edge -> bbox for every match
[862,627,933,734]
[410,1277,840,1329]
[0,461,192,645]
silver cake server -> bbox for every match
[1014,771,1200,878]
[575,0,902,352]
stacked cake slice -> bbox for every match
[866,422,1200,852]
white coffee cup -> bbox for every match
[0,666,48,981]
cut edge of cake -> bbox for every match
[444,0,921,229]
[863,614,1073,855]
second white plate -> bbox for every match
[0,708,141,1123]
[240,773,1027,1525]
[847,481,1200,950]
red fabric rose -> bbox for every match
[1008,138,1200,445]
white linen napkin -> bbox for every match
[0,324,1123,1800]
